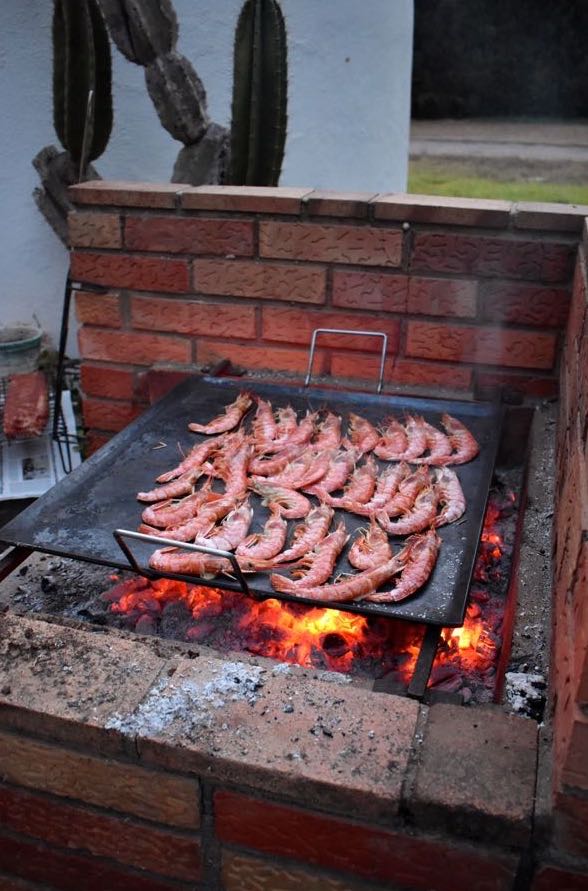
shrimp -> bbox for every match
[271,546,409,604]
[153,494,236,542]
[274,405,298,437]
[271,521,349,592]
[324,462,409,516]
[373,418,408,460]
[141,478,219,528]
[385,466,430,517]
[365,530,441,603]
[343,413,379,455]
[433,467,466,527]
[248,443,305,476]
[236,506,288,562]
[304,449,356,497]
[438,414,480,465]
[313,412,342,450]
[137,468,203,503]
[196,500,253,552]
[268,505,334,565]
[156,435,224,484]
[396,415,428,461]
[411,420,452,465]
[250,449,331,490]
[188,391,252,435]
[348,517,392,571]
[217,441,253,499]
[251,397,278,446]
[377,487,438,536]
[262,410,318,453]
[252,482,311,519]
[336,455,378,504]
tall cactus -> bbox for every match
[53,0,113,168]
[96,0,177,65]
[229,0,288,186]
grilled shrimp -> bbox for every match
[271,521,349,592]
[188,392,252,435]
[333,455,378,505]
[137,468,203,503]
[263,410,318,453]
[141,478,219,528]
[348,517,392,571]
[274,405,298,437]
[218,441,253,499]
[377,487,438,536]
[365,530,440,603]
[236,506,288,562]
[156,436,223,484]
[373,419,408,460]
[411,420,452,465]
[324,462,409,516]
[250,449,331,490]
[313,412,342,450]
[248,443,305,476]
[269,505,334,565]
[252,482,311,519]
[385,466,430,517]
[397,415,428,461]
[153,494,236,542]
[344,413,379,455]
[149,546,223,577]
[433,467,466,526]
[272,547,409,604]
[439,414,480,465]
[251,397,278,446]
[304,449,356,497]
[196,500,253,552]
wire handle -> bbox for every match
[304,328,388,393]
[113,528,251,597]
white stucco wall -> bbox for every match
[0,0,413,348]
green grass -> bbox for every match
[408,166,588,204]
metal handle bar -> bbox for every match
[304,328,388,393]
[113,528,251,597]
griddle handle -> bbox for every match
[112,529,251,597]
[304,328,388,394]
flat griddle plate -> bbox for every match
[0,377,501,626]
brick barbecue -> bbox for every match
[0,185,586,891]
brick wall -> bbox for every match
[549,220,588,883]
[67,183,587,451]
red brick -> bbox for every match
[75,290,122,328]
[124,215,254,256]
[71,252,190,293]
[261,306,400,352]
[561,707,588,793]
[406,321,556,369]
[68,211,122,248]
[214,791,517,891]
[531,864,588,891]
[480,282,570,327]
[70,180,186,209]
[82,397,143,432]
[0,731,199,829]
[260,222,403,267]
[193,258,326,304]
[197,340,325,375]
[0,785,201,882]
[85,431,112,455]
[554,789,588,858]
[374,194,512,227]
[567,253,588,347]
[407,277,477,317]
[411,232,575,283]
[182,185,313,214]
[306,190,376,219]
[0,875,41,890]
[332,270,407,311]
[79,328,191,366]
[330,354,472,389]
[475,371,558,399]
[81,364,135,400]
[222,851,383,891]
[130,295,256,339]
[0,832,189,891]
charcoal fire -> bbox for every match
[101,478,519,703]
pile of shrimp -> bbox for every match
[135,391,479,605]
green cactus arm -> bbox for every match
[97,0,178,65]
[87,0,113,161]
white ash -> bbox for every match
[504,671,546,720]
[106,661,264,737]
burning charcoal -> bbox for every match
[429,663,460,687]
[135,615,157,636]
[321,633,349,659]
[185,621,216,642]
[431,675,463,693]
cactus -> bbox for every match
[229,0,288,186]
[53,0,113,167]
[97,0,178,66]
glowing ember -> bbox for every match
[100,486,518,699]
